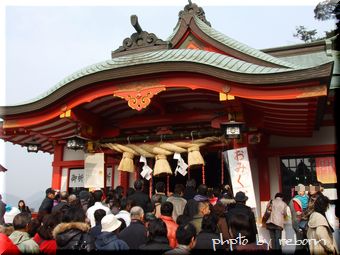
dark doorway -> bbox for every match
[140,150,232,195]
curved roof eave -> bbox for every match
[0,48,333,116]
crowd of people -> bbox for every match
[0,179,337,254]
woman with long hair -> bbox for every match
[17,200,30,214]
[307,195,336,254]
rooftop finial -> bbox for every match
[112,15,171,58]
[131,15,142,34]
[179,1,211,27]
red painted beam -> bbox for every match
[52,160,84,168]
[265,144,336,156]
[115,110,220,129]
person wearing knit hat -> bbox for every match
[95,214,129,251]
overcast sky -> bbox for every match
[0,0,336,210]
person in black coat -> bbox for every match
[52,192,69,214]
[128,180,150,212]
[226,191,258,243]
[193,214,224,250]
[183,179,197,201]
[89,209,106,240]
[18,200,31,214]
[38,188,56,217]
[139,218,171,251]
[53,206,95,252]
[119,206,147,249]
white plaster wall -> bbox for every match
[63,148,85,160]
[249,158,260,218]
[270,126,335,148]
[60,168,68,192]
[268,156,280,198]
[113,165,119,188]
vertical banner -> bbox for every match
[84,153,105,188]
[226,147,257,209]
[106,167,112,187]
[316,157,337,184]
[69,169,84,188]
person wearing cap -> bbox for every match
[95,214,129,251]
[38,188,56,217]
[226,191,258,243]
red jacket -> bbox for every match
[159,215,178,249]
[33,233,57,255]
[0,233,20,255]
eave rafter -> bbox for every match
[1,72,329,131]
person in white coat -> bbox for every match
[86,190,111,227]
[307,195,336,255]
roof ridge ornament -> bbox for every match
[112,15,171,58]
[179,1,211,27]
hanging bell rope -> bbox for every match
[188,145,205,166]
[101,136,223,174]
[117,151,135,173]
[153,154,172,176]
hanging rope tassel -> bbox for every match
[118,151,135,173]
[202,165,206,185]
[149,159,153,199]
[221,151,224,185]
[135,165,139,180]
[167,175,170,195]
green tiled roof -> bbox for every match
[193,16,301,69]
[11,48,320,106]
[279,51,333,68]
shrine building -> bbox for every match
[0,2,338,217]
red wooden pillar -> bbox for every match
[258,135,271,201]
[258,155,271,201]
[51,143,63,190]
[119,171,129,190]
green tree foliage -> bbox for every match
[314,0,337,20]
[293,0,338,42]
[293,25,318,42]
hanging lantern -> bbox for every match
[221,121,244,139]
[26,139,40,153]
[66,137,85,150]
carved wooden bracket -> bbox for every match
[114,86,166,111]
